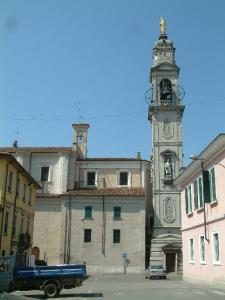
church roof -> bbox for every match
[78,158,149,162]
[0,147,72,153]
[36,188,145,197]
[65,187,145,196]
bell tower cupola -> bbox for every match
[150,17,183,108]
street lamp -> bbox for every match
[190,155,225,169]
[189,155,225,242]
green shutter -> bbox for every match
[85,206,92,218]
[189,186,192,212]
[203,171,210,203]
[114,207,121,219]
[211,168,216,202]
[185,188,188,213]
[194,180,198,209]
[199,177,203,208]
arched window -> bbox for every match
[160,79,172,100]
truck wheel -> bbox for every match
[44,283,59,298]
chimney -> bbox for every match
[137,152,141,160]
[13,140,18,148]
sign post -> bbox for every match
[121,252,128,275]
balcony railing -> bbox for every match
[74,180,106,189]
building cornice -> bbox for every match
[174,134,225,187]
[182,214,225,232]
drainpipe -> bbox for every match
[67,195,72,264]
[102,196,106,255]
[201,161,209,242]
[10,170,19,254]
[140,160,143,187]
[64,199,68,264]
[0,160,13,251]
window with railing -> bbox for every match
[8,171,13,193]
[12,216,17,237]
[23,184,26,202]
[3,210,9,235]
[16,177,20,197]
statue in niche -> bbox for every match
[164,158,172,177]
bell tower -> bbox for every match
[148,18,185,272]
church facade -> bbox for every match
[1,124,152,274]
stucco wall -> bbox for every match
[33,198,62,264]
[181,153,225,285]
[60,196,145,274]
[182,220,225,285]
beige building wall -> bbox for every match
[32,197,62,264]
[78,168,142,188]
[60,196,145,274]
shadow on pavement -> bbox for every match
[25,293,103,299]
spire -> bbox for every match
[159,17,167,40]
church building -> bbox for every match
[0,19,185,274]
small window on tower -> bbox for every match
[77,130,83,143]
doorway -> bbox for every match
[166,253,175,273]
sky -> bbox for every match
[0,0,225,165]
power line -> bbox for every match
[0,98,224,122]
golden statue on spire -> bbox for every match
[160,17,166,35]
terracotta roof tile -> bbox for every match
[36,188,145,198]
[66,187,145,197]
[0,147,71,153]
[78,158,149,162]
[36,193,60,198]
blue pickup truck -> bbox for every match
[0,256,87,298]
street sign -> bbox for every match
[121,252,128,259]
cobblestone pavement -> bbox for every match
[11,274,225,300]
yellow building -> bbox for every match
[0,152,40,257]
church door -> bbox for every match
[166,253,176,273]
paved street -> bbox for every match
[11,274,225,300]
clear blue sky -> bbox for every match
[0,0,225,165]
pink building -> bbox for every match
[175,134,225,286]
